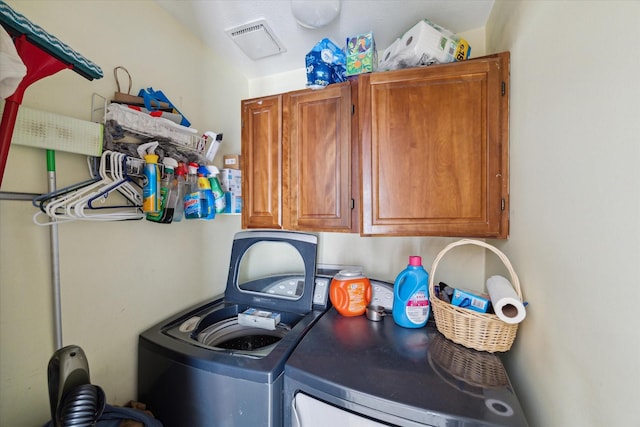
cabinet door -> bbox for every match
[359,52,509,238]
[241,95,282,229]
[283,82,357,232]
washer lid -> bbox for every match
[224,230,318,315]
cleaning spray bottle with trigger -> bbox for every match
[197,165,215,219]
[142,154,159,213]
[392,256,430,328]
[206,165,226,213]
[172,162,187,222]
[184,163,203,219]
[147,157,177,223]
[159,157,179,223]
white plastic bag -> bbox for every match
[0,26,27,99]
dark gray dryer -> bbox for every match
[285,309,529,426]
[138,230,331,427]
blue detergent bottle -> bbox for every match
[392,256,430,328]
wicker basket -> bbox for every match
[428,239,522,353]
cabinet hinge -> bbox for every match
[350,198,355,209]
[501,81,506,96]
[501,198,505,211]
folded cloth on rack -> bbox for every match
[0,25,26,99]
[125,104,183,125]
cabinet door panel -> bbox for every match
[283,82,355,232]
[360,53,509,237]
[241,95,282,229]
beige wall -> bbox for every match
[5,1,638,426]
[487,1,640,426]
[0,1,248,425]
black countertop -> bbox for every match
[285,308,528,426]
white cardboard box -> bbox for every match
[379,19,471,70]
[238,308,281,330]
[221,168,241,195]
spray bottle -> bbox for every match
[172,162,187,222]
[198,165,215,219]
[147,157,177,223]
[159,157,179,223]
[142,154,159,213]
[206,165,226,213]
[184,162,203,219]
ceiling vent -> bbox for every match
[226,19,286,60]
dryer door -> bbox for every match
[292,393,389,427]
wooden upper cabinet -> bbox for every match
[359,52,510,238]
[282,81,358,232]
[241,94,282,229]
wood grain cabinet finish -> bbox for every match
[359,52,510,238]
[241,94,282,229]
[241,82,357,233]
[283,81,358,232]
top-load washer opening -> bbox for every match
[166,230,322,359]
[197,318,291,357]
[181,302,303,358]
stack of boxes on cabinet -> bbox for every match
[305,18,471,89]
[221,154,242,214]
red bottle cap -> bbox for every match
[409,256,422,266]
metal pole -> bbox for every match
[46,150,63,350]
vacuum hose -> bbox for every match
[57,383,105,427]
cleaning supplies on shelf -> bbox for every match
[147,157,174,223]
[197,165,215,220]
[392,256,430,328]
[206,165,226,214]
[173,162,187,222]
[147,157,180,224]
[203,131,223,163]
[183,163,203,219]
[160,158,179,223]
[142,154,159,213]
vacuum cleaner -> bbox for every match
[47,345,105,427]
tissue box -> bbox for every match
[451,288,489,313]
[346,32,377,76]
[220,169,241,194]
[379,19,471,70]
[238,308,281,330]
[223,192,242,214]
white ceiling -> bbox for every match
[154,0,494,80]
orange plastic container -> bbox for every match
[330,269,372,316]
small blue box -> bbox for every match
[238,308,281,330]
[451,288,490,313]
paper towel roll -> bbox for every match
[486,275,526,324]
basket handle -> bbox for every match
[428,239,522,300]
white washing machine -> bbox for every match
[284,309,529,426]
[138,230,331,427]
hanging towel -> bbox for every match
[0,25,26,98]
